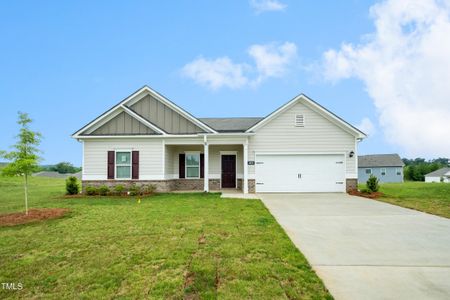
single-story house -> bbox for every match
[33,171,82,179]
[358,154,404,183]
[72,86,366,193]
[425,167,450,183]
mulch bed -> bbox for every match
[348,190,384,199]
[0,208,69,227]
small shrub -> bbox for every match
[143,184,157,195]
[65,176,79,195]
[98,185,110,196]
[113,184,125,196]
[366,175,380,193]
[85,186,98,196]
[359,187,369,194]
[128,184,141,196]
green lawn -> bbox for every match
[0,176,331,299]
[360,181,450,218]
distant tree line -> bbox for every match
[402,158,448,181]
[39,162,81,174]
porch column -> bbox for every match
[204,135,209,192]
[243,139,248,194]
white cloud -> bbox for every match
[322,0,450,157]
[181,57,249,90]
[357,117,376,136]
[182,42,298,90]
[248,42,298,83]
[250,0,286,14]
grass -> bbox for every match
[0,176,332,299]
[359,181,450,218]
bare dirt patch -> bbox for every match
[0,208,69,227]
[349,190,384,199]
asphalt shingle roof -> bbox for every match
[358,154,404,168]
[425,167,450,177]
[198,117,263,132]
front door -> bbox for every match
[221,155,236,188]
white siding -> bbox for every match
[209,145,243,178]
[165,144,243,179]
[83,139,163,180]
[248,101,357,178]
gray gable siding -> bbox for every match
[129,95,205,134]
[358,166,403,183]
[91,111,158,135]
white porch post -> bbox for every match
[204,135,209,192]
[243,139,248,194]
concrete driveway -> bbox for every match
[260,193,450,300]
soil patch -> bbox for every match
[349,190,384,199]
[0,208,69,227]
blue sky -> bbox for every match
[1,0,448,166]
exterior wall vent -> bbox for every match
[295,114,305,127]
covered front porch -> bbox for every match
[164,136,250,193]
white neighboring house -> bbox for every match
[72,86,366,193]
[425,167,450,183]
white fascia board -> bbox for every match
[246,94,367,139]
[71,86,150,138]
[121,105,166,135]
[125,86,218,134]
[72,85,218,138]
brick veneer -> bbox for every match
[248,179,256,193]
[346,178,358,192]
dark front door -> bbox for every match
[221,155,236,188]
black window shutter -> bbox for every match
[107,151,115,179]
[179,153,185,178]
[132,151,139,179]
[200,153,204,178]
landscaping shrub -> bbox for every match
[85,186,98,196]
[65,176,80,195]
[128,184,141,196]
[113,184,125,196]
[366,175,380,193]
[98,185,110,196]
[143,184,157,195]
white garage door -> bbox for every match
[255,154,345,193]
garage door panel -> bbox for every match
[255,154,345,193]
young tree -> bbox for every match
[0,112,42,215]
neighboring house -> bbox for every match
[358,154,404,183]
[33,171,82,179]
[72,86,366,193]
[425,167,450,183]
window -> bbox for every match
[381,168,386,176]
[116,151,131,179]
[295,114,305,127]
[396,168,402,176]
[185,153,200,178]
[365,168,372,175]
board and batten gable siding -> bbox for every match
[90,111,158,135]
[130,94,205,134]
[247,101,357,177]
[83,139,163,180]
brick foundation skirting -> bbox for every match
[346,178,358,192]
[83,178,254,193]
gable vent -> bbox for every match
[295,114,305,127]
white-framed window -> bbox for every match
[185,152,200,179]
[365,168,372,175]
[396,168,402,176]
[381,168,386,176]
[295,114,305,127]
[116,151,131,179]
